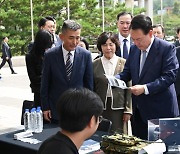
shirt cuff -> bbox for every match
[144,84,149,95]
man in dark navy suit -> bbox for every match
[116,15,179,140]
[41,20,93,123]
[175,46,180,111]
[28,16,62,52]
[0,37,16,74]
[115,12,133,59]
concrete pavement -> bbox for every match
[0,65,33,135]
[0,54,99,135]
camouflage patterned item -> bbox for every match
[100,133,150,154]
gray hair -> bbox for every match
[62,20,81,33]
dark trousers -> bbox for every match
[0,58,15,73]
[131,108,148,140]
[102,97,127,134]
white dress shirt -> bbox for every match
[101,54,118,97]
[62,44,75,65]
[118,33,131,57]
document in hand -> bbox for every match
[104,74,129,89]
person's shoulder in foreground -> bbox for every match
[38,88,103,154]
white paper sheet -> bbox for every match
[138,139,166,154]
[104,74,129,89]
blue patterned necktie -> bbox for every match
[123,39,128,59]
[139,51,146,76]
[65,52,73,80]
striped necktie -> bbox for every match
[65,52,73,80]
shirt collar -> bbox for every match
[62,43,75,57]
[101,54,117,64]
[144,36,155,53]
[118,33,130,43]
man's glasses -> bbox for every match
[99,115,103,123]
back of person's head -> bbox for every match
[32,30,54,56]
[79,37,89,50]
[61,20,81,33]
[130,14,152,35]
[97,32,119,52]
[57,88,103,133]
[116,12,133,21]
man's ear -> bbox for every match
[88,116,96,128]
[149,30,153,37]
[59,33,63,40]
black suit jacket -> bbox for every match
[114,33,133,57]
[25,51,43,93]
[175,46,180,95]
[1,42,12,59]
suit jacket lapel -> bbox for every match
[114,58,124,75]
[139,38,159,81]
[56,46,67,81]
[133,49,141,83]
[70,48,81,82]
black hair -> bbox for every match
[2,36,7,40]
[38,17,48,28]
[38,17,55,29]
[97,32,120,52]
[61,20,81,33]
[177,27,180,34]
[80,37,89,50]
[31,30,54,57]
[45,16,56,23]
[129,14,152,35]
[117,12,133,21]
[57,88,103,133]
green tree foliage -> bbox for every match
[153,0,174,14]
[172,0,180,15]
[0,0,143,55]
[0,0,66,55]
[153,0,180,37]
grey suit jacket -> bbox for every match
[93,57,132,114]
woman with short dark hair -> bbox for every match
[93,32,132,133]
